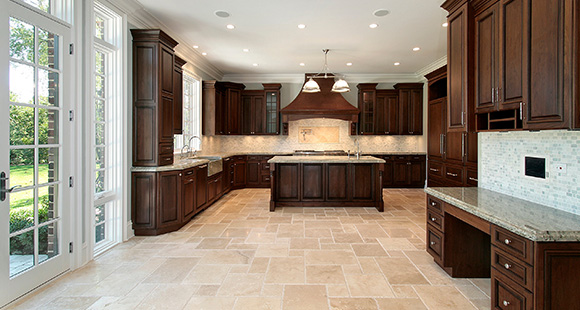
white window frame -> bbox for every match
[11,0,74,25]
[86,0,125,257]
[174,70,202,152]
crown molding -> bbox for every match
[415,55,447,80]
[222,73,423,84]
[109,0,223,80]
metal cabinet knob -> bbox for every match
[504,263,511,270]
[503,301,510,306]
[431,217,437,222]
[430,241,436,245]
[504,239,512,245]
[431,202,436,206]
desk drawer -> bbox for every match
[427,208,444,231]
[492,225,534,265]
[427,196,443,214]
[427,225,443,263]
[492,268,533,310]
[492,246,534,292]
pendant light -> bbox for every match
[301,49,350,93]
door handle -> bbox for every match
[1,172,21,201]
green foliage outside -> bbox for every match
[10,196,50,254]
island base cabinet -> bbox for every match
[270,163,383,212]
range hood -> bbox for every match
[281,75,359,123]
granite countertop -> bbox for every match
[268,155,386,164]
[363,152,426,156]
[131,158,210,172]
[425,187,580,242]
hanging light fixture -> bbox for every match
[302,49,350,93]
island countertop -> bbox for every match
[425,187,580,242]
[268,155,386,164]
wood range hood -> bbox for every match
[281,75,359,123]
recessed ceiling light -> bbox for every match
[299,63,305,66]
[394,62,400,66]
[298,24,306,29]
[214,10,230,18]
[243,48,250,52]
[202,52,207,56]
[369,23,379,29]
[442,22,449,27]
[413,47,421,51]
[252,63,258,67]
[346,62,353,66]
[226,24,235,30]
[373,9,390,17]
[193,45,199,49]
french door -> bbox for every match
[0,1,72,306]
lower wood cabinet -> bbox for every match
[428,160,478,187]
[246,155,274,188]
[366,154,426,188]
[195,164,208,211]
[182,168,196,221]
[233,156,247,188]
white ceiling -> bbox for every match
[134,0,448,76]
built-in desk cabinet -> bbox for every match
[426,194,580,310]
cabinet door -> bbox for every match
[253,96,264,134]
[428,98,446,160]
[241,95,253,134]
[173,67,183,134]
[246,160,261,187]
[131,172,157,229]
[382,157,394,188]
[399,88,423,135]
[264,91,279,134]
[392,161,409,187]
[158,171,181,227]
[302,164,324,201]
[465,131,478,167]
[352,164,373,200]
[445,131,464,164]
[475,3,499,113]
[215,88,225,135]
[447,3,470,131]
[182,176,195,221]
[159,96,174,144]
[375,94,387,135]
[195,166,208,210]
[385,93,399,135]
[524,0,573,129]
[409,159,426,188]
[498,0,526,110]
[233,162,246,187]
[359,90,375,134]
[276,164,299,201]
[160,45,174,97]
[327,164,348,200]
[226,88,242,134]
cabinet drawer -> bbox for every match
[262,163,271,171]
[395,155,408,161]
[427,208,444,231]
[427,196,443,214]
[261,174,271,184]
[444,165,464,183]
[234,155,246,162]
[466,168,478,187]
[159,144,174,155]
[492,225,534,265]
[183,168,195,178]
[411,155,424,161]
[248,155,260,161]
[427,225,443,263]
[492,268,533,310]
[428,161,444,178]
[159,154,174,166]
[492,246,533,292]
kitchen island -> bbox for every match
[268,156,385,212]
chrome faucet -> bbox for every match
[181,144,191,159]
[354,138,360,159]
[187,136,202,158]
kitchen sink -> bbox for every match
[196,156,223,176]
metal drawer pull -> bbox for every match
[199,165,208,169]
[469,177,478,182]
[431,217,437,222]
[165,158,172,161]
[504,239,512,245]
[446,172,458,177]
[429,168,440,172]
[504,263,511,270]
[503,301,510,306]
[430,241,436,245]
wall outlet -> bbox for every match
[554,163,567,174]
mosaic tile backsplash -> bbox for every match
[201,118,425,154]
[479,130,580,215]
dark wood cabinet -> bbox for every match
[195,164,208,211]
[182,168,196,221]
[246,156,261,187]
[207,172,223,204]
[131,29,180,167]
[202,81,245,135]
[222,157,232,193]
[357,83,421,135]
[263,84,281,135]
[226,88,242,135]
[173,56,186,134]
[395,83,424,135]
[233,156,247,188]
[242,91,264,135]
[158,171,181,228]
[392,155,426,188]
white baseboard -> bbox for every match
[125,221,135,240]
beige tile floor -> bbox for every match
[6,188,491,310]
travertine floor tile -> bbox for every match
[6,189,491,310]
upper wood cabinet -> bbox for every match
[241,84,281,135]
[202,81,245,135]
[173,56,186,135]
[356,83,421,135]
[131,29,179,167]
[395,83,424,135]
[445,1,474,132]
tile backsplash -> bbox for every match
[201,118,425,154]
[479,130,580,215]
